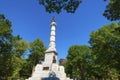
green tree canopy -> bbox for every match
[28,38,46,65]
[66,45,91,80]
[20,38,46,78]
[39,0,120,21]
[103,0,120,21]
[39,0,82,13]
[0,19,12,39]
[0,14,13,79]
[0,14,29,79]
[89,22,120,79]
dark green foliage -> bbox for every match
[103,0,120,21]
[89,22,120,79]
[65,22,120,79]
[39,0,120,21]
[39,0,82,13]
[66,45,91,80]
[90,22,120,68]
[19,61,33,78]
[0,14,13,79]
[0,16,12,39]
[0,14,46,79]
[28,38,46,65]
[0,14,29,79]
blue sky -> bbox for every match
[0,0,112,60]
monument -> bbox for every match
[26,17,70,80]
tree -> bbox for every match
[0,14,46,79]
[39,0,82,13]
[103,0,120,21]
[0,14,29,79]
[0,14,13,79]
[12,36,29,57]
[28,38,46,65]
[66,45,91,80]
[20,38,46,78]
[9,54,26,79]
[11,36,29,79]
[19,60,33,79]
[89,22,120,80]
[39,0,120,21]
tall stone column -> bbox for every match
[46,17,57,53]
[43,17,57,68]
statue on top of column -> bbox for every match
[52,16,55,22]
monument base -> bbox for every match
[26,64,71,80]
